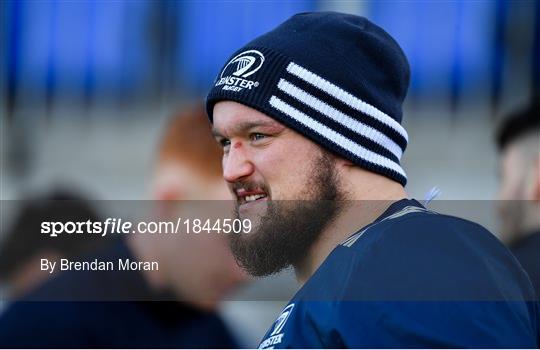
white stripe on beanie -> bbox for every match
[286,62,408,143]
[276,78,404,160]
[268,95,407,179]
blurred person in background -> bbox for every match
[132,102,248,312]
[496,100,540,299]
[0,190,104,300]
[0,103,247,348]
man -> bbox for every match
[0,104,246,348]
[206,12,540,348]
[0,190,104,300]
[496,101,540,299]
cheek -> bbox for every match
[500,171,525,200]
[499,149,529,200]
[498,180,512,201]
[252,141,318,198]
[500,174,525,200]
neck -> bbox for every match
[294,170,407,285]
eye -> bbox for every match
[218,138,231,150]
[250,133,267,142]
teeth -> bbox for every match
[244,194,266,202]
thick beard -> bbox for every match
[230,151,344,277]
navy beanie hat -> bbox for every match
[206,12,410,185]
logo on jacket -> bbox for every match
[259,303,295,349]
[215,50,264,92]
[270,303,294,336]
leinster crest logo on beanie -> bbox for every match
[215,50,264,92]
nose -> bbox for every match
[223,142,254,183]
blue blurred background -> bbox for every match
[1,1,539,198]
[2,1,538,114]
[1,1,539,202]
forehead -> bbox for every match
[212,101,284,135]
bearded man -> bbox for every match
[206,11,540,348]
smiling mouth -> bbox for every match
[239,194,268,206]
[235,188,269,206]
[245,193,265,201]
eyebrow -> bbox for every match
[211,127,224,138]
[211,120,283,138]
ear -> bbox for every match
[152,173,185,200]
[156,187,184,201]
[152,163,187,200]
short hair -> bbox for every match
[496,101,540,152]
[0,190,103,282]
[157,103,223,179]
